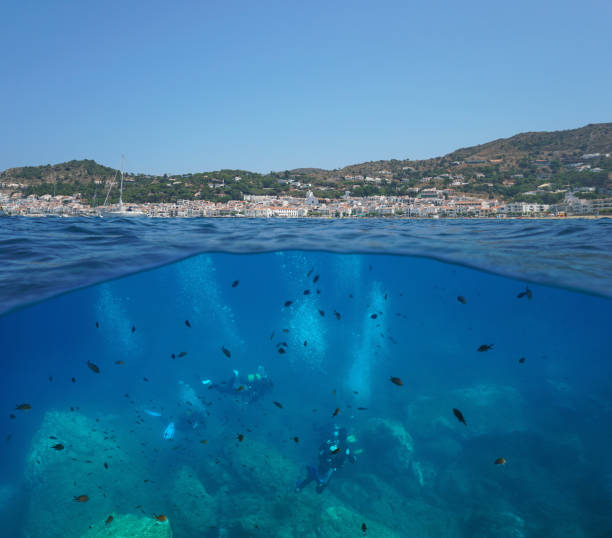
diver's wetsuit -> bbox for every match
[206,370,273,403]
[295,427,356,493]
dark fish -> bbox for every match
[49,376,53,382]
[282,328,289,333]
[143,377,148,382]
[178,351,187,358]
[307,268,314,277]
[334,311,341,320]
[221,346,231,358]
[15,403,32,410]
[316,289,321,294]
[362,522,367,533]
[332,407,340,417]
[293,436,299,443]
[277,347,286,354]
[390,377,403,386]
[131,325,136,333]
[284,300,293,307]
[171,354,175,359]
[9,414,15,419]
[273,401,283,408]
[384,294,388,300]
[457,296,467,304]
[518,357,526,363]
[73,495,89,503]
[303,289,310,295]
[71,377,76,383]
[331,447,340,454]
[313,274,320,283]
[269,331,275,340]
[477,344,494,352]
[95,321,99,328]
[106,515,113,524]
[349,293,353,299]
[303,340,308,346]
[357,407,368,411]
[232,280,239,288]
[494,457,506,465]
[236,385,245,392]
[453,408,467,426]
[370,314,378,319]
[87,361,100,374]
[114,360,124,365]
[51,443,64,450]
[237,433,244,442]
[517,286,532,299]
[104,462,108,469]
[185,320,191,328]
[318,309,325,317]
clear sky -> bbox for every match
[1,0,611,175]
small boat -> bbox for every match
[100,155,146,217]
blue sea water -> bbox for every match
[0,218,611,537]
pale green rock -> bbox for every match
[81,513,172,538]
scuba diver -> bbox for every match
[160,380,208,441]
[201,365,273,403]
[295,425,356,493]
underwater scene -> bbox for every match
[1,221,612,537]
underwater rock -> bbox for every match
[23,409,154,538]
[81,512,173,537]
[359,418,414,476]
[464,509,528,538]
[167,466,216,537]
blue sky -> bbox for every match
[1,0,611,175]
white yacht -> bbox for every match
[99,155,146,217]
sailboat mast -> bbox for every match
[119,154,125,208]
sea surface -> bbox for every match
[0,217,611,537]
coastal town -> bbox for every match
[1,187,610,218]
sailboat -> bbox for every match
[99,155,146,217]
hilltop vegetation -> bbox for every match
[2,123,611,204]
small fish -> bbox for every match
[9,414,15,419]
[307,268,314,277]
[370,314,378,319]
[131,325,136,333]
[171,354,175,359]
[273,401,283,408]
[318,309,325,317]
[357,407,368,411]
[200,439,207,444]
[477,344,494,352]
[49,376,53,382]
[105,515,113,524]
[494,457,506,465]
[278,347,286,355]
[237,433,244,442]
[518,357,526,363]
[185,320,191,328]
[71,377,76,383]
[457,296,467,304]
[331,447,340,454]
[269,331,275,340]
[154,514,167,522]
[114,360,124,365]
[303,289,310,295]
[15,403,32,410]
[390,377,403,386]
[236,385,245,392]
[334,311,341,320]
[95,321,99,328]
[177,351,187,358]
[313,274,320,283]
[303,340,308,346]
[86,361,100,374]
[282,328,289,333]
[221,346,231,358]
[144,409,162,417]
[517,286,532,299]
[51,443,64,450]
[332,407,340,417]
[73,495,89,503]
[284,300,293,307]
[384,294,388,300]
[232,280,239,288]
[293,436,299,443]
[362,522,367,533]
[104,462,108,469]
[453,408,467,426]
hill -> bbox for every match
[2,123,611,204]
